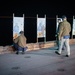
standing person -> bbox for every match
[13,31,28,54]
[56,19,65,50]
[55,15,71,57]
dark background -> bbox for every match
[0,1,75,46]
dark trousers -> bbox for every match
[56,35,65,50]
[13,43,28,53]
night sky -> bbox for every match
[0,1,75,46]
[0,1,75,16]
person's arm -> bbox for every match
[58,23,63,40]
[13,36,19,43]
[69,23,71,33]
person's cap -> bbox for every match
[58,19,61,21]
[19,31,24,34]
[62,15,67,19]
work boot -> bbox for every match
[65,55,69,57]
[55,51,60,55]
[16,52,19,54]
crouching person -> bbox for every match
[13,31,28,54]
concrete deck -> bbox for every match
[0,44,75,75]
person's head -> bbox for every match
[62,15,67,21]
[58,19,62,23]
[19,31,24,35]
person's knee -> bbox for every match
[24,46,28,51]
